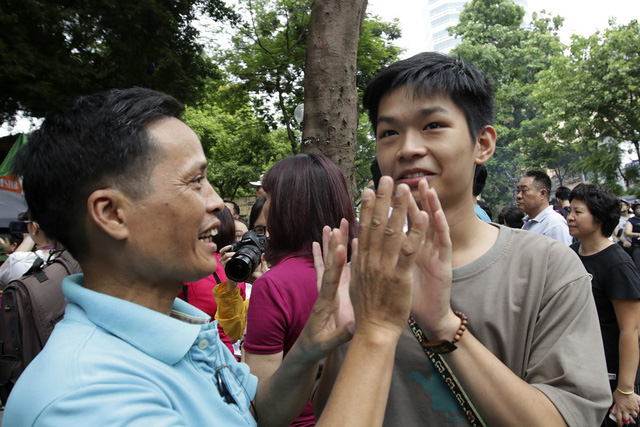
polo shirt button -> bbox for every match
[197,339,209,350]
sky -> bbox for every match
[368,0,639,58]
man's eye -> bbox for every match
[378,129,397,139]
[193,176,203,185]
[426,122,442,130]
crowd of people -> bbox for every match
[0,51,638,427]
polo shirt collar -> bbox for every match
[62,274,209,365]
[524,205,553,223]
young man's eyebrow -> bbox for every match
[377,106,448,125]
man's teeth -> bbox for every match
[404,172,426,179]
[198,229,218,242]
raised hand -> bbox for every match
[410,178,458,340]
[313,219,354,332]
[351,176,428,337]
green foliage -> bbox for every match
[222,0,401,152]
[183,82,289,199]
[532,20,640,190]
[0,0,237,124]
[450,0,565,210]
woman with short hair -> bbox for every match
[568,183,640,426]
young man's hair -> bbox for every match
[12,88,184,260]
[249,197,266,231]
[473,164,488,197]
[555,186,571,201]
[262,154,357,265]
[525,170,552,196]
[497,206,525,229]
[363,51,496,141]
[569,183,620,237]
[225,200,240,216]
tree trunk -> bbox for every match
[301,0,368,200]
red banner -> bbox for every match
[0,174,22,194]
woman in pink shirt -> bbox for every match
[243,154,357,426]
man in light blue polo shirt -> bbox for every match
[517,170,572,245]
[5,88,429,426]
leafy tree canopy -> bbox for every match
[0,0,237,124]
[222,0,401,153]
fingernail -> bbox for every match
[378,178,389,190]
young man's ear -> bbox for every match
[474,125,497,164]
[86,189,131,241]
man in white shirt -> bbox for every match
[517,170,572,245]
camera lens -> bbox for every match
[225,245,262,282]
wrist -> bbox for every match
[352,325,402,348]
[426,311,463,342]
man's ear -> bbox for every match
[86,189,131,241]
[474,125,497,165]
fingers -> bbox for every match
[220,245,232,256]
[313,241,325,292]
[339,218,349,248]
[366,177,394,259]
[318,229,347,300]
[322,225,331,264]
[357,188,376,256]
[381,184,411,266]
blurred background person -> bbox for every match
[568,184,640,426]
[234,218,249,242]
[224,200,240,220]
[626,204,640,271]
[0,211,58,287]
[177,206,246,358]
[497,206,525,229]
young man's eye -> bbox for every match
[378,129,397,139]
[425,122,442,130]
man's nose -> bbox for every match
[397,132,427,160]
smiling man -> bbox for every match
[3,88,427,427]
[315,52,611,425]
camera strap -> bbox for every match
[213,272,221,284]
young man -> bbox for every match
[4,88,428,426]
[315,52,610,425]
[517,171,572,245]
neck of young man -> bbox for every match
[578,233,613,256]
[445,198,499,268]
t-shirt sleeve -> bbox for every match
[243,275,288,354]
[605,260,640,301]
[526,253,611,426]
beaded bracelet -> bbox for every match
[416,310,468,354]
[617,387,635,395]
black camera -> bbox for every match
[8,220,28,235]
[224,230,267,282]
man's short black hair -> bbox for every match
[473,164,487,197]
[12,88,184,259]
[525,171,551,195]
[569,183,620,237]
[555,186,571,201]
[363,52,495,141]
[225,200,240,216]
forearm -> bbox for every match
[213,282,247,341]
[317,332,398,426]
[254,346,319,427]
[444,332,566,426]
[617,329,640,391]
[312,344,348,418]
